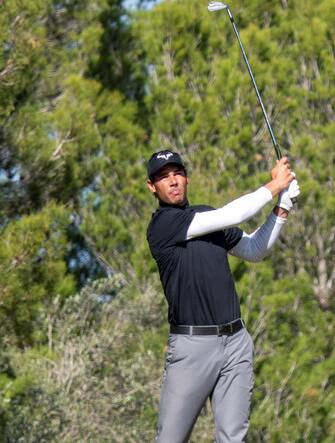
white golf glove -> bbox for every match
[277,177,300,212]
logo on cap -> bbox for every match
[157,152,173,161]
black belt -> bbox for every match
[170,318,244,336]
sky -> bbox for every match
[123,0,160,10]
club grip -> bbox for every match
[281,152,298,205]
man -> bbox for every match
[146,149,300,443]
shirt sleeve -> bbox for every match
[228,211,287,262]
[222,227,244,251]
[147,207,196,257]
[186,186,272,240]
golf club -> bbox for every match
[208,2,297,202]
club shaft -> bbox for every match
[226,8,282,160]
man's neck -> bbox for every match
[159,199,189,209]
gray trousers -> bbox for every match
[155,327,254,443]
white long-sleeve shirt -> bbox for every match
[186,186,286,261]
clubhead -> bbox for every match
[208,1,228,12]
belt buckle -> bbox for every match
[228,321,234,334]
[217,324,224,336]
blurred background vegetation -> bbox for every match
[0,0,334,441]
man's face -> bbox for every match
[147,164,188,206]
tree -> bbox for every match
[0,0,334,440]
[132,0,335,439]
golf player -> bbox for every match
[146,149,300,443]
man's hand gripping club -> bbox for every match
[277,176,300,212]
[265,156,300,217]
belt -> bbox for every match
[170,318,244,336]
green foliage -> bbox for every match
[0,204,75,347]
[0,276,164,442]
[239,270,335,441]
[0,0,334,441]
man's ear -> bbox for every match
[147,179,156,195]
